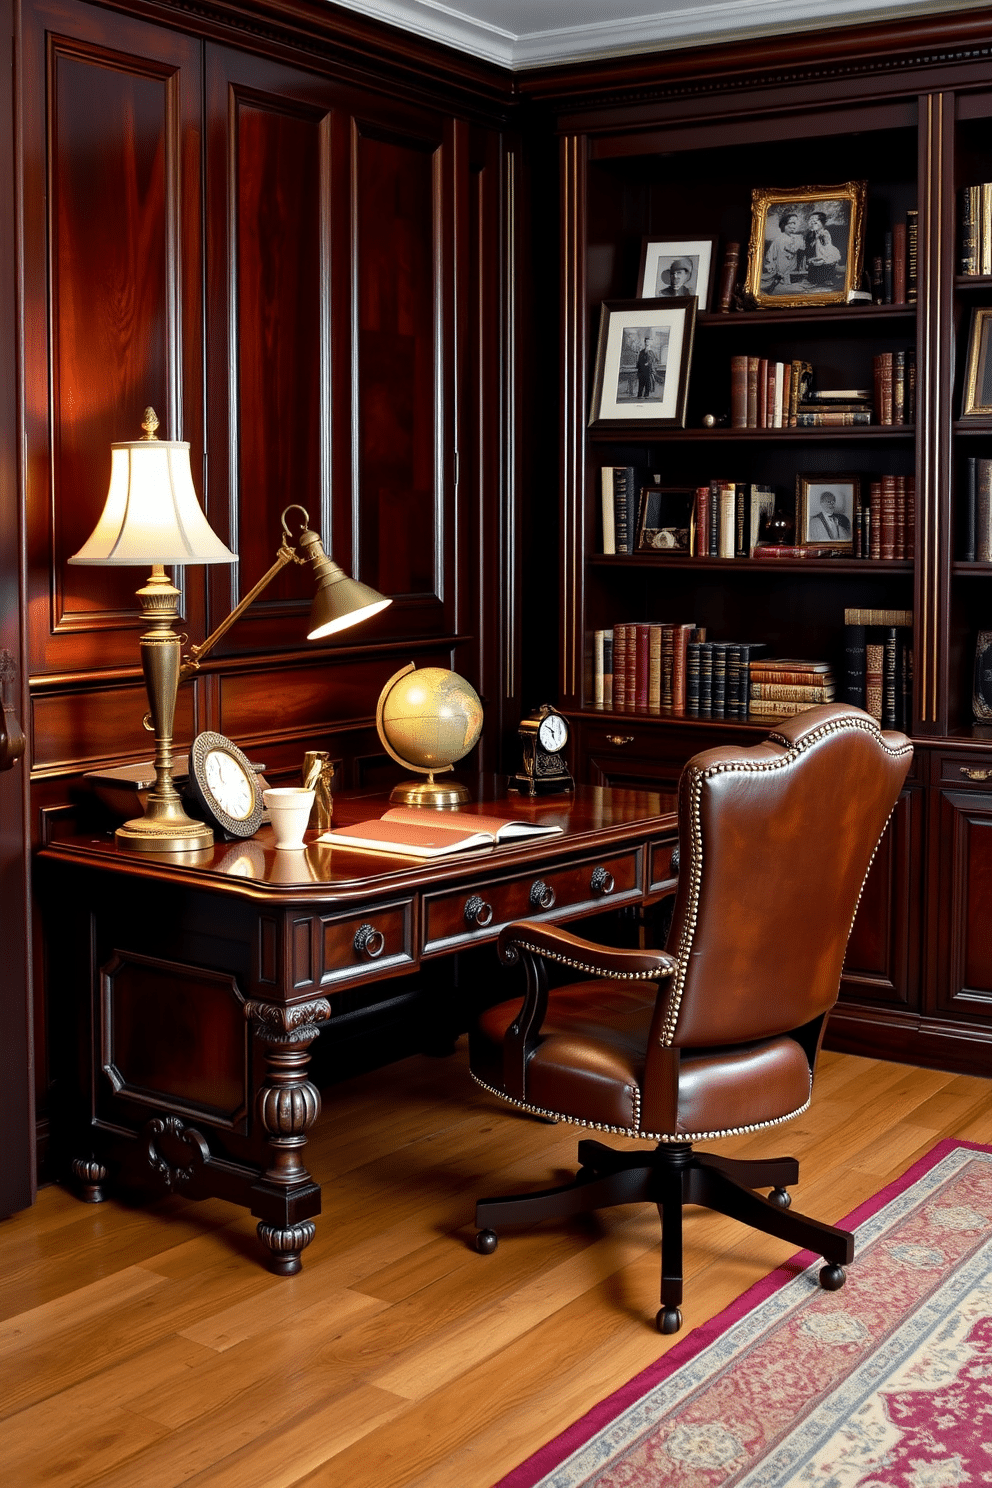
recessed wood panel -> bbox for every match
[356,127,440,602]
[234,94,325,604]
[32,680,197,772]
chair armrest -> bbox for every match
[497,919,677,981]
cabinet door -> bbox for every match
[839,785,922,1007]
[932,786,992,1020]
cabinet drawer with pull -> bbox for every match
[422,850,642,957]
[317,901,416,986]
[936,752,992,789]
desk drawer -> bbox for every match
[422,849,642,956]
[936,750,992,789]
[318,900,415,986]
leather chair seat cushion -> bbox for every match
[472,979,813,1136]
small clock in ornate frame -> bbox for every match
[509,704,574,796]
[186,731,264,840]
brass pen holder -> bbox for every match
[303,750,335,831]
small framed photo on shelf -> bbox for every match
[636,486,693,551]
[588,298,697,428]
[797,473,858,551]
[637,238,716,311]
[744,181,866,308]
[961,307,992,417]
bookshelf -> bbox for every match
[543,44,992,1076]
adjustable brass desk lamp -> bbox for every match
[70,408,391,853]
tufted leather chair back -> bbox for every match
[656,706,912,1051]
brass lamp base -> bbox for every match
[116,811,214,853]
[389,775,470,808]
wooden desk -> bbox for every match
[40,783,677,1273]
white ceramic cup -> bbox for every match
[263,787,316,850]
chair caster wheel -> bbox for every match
[475,1229,498,1255]
[819,1262,846,1291]
[769,1187,792,1209]
[656,1306,682,1334]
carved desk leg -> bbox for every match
[245,998,331,1275]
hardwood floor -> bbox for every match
[2,1042,990,1487]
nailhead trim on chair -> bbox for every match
[468,1068,813,1143]
[511,941,672,981]
[658,714,914,1047]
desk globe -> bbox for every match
[376,662,483,806]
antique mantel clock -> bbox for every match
[509,704,574,796]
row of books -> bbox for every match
[962,458,992,563]
[692,482,775,558]
[870,215,917,304]
[842,609,913,731]
[593,624,839,720]
[872,350,916,426]
[857,475,916,561]
[959,186,992,275]
[729,358,811,428]
[600,465,641,555]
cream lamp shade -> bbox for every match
[69,436,236,568]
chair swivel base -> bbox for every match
[474,1138,854,1332]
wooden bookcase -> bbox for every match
[530,31,992,1075]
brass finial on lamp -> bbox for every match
[71,410,391,853]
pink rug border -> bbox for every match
[494,1137,990,1488]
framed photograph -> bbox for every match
[797,473,858,552]
[744,182,867,308]
[637,238,716,311]
[636,486,693,552]
[961,307,992,417]
[588,299,696,428]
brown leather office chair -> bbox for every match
[470,705,912,1332]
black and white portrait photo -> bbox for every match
[638,238,715,310]
[746,183,866,307]
[799,475,858,550]
[618,326,670,404]
[589,299,696,428]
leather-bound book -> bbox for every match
[880,474,898,561]
[865,639,885,722]
[869,480,882,559]
[906,475,915,560]
[671,622,696,714]
[746,357,759,427]
[977,459,992,563]
[892,221,907,304]
[757,358,768,429]
[660,623,676,710]
[883,628,899,728]
[730,355,748,428]
[844,623,867,708]
[965,458,977,563]
[612,623,630,712]
[647,624,662,714]
[894,475,906,561]
[633,624,651,713]
[906,210,918,302]
[716,241,740,312]
[960,186,979,275]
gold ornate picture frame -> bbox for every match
[745,182,867,308]
[961,307,992,417]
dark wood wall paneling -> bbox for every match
[11,0,520,1189]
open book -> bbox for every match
[320,805,563,858]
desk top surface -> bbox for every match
[40,780,678,904]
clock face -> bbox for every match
[188,731,264,840]
[205,748,255,820]
[538,712,568,752]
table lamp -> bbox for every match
[70,408,391,853]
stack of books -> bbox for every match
[747,657,836,718]
[796,388,872,427]
[842,608,913,730]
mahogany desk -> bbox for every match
[40,783,677,1273]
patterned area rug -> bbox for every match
[496,1138,992,1488]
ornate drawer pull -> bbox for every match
[464,894,494,928]
[530,879,556,910]
[960,766,992,781]
[590,865,615,896]
[670,844,680,875]
[353,923,385,959]
[606,734,635,746]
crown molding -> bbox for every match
[324,0,990,70]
